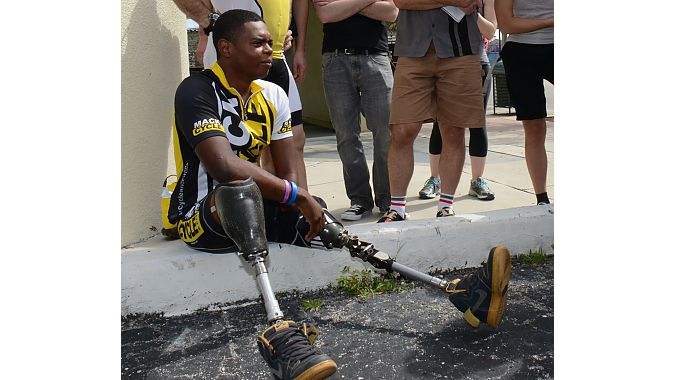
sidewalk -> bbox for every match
[305,114,554,224]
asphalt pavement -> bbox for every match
[122,256,553,380]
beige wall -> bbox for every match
[121,0,188,246]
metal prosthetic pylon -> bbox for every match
[319,209,455,293]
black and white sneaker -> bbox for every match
[340,205,371,221]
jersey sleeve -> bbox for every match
[265,83,293,141]
[174,76,228,148]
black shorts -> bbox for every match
[500,42,554,121]
[177,189,321,254]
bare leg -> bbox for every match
[522,118,548,194]
[388,123,423,196]
[470,156,486,180]
[438,125,466,195]
[429,153,440,178]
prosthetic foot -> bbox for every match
[214,178,337,379]
[319,210,512,328]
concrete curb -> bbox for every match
[121,205,553,316]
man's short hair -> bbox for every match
[212,9,264,58]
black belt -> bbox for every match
[334,48,380,55]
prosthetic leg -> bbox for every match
[213,178,337,380]
[213,178,284,323]
[319,210,512,328]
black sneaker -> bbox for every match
[447,246,512,328]
[257,320,337,380]
[340,204,371,221]
[377,209,406,223]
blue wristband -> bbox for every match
[286,181,298,205]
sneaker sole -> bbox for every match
[486,246,511,328]
[340,211,371,221]
[295,359,338,380]
[468,189,495,201]
[419,193,439,199]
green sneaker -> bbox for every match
[418,177,440,199]
[468,177,495,201]
[257,320,337,380]
[447,246,512,328]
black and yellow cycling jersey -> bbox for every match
[167,62,292,225]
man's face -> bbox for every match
[228,21,273,81]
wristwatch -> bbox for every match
[203,12,220,35]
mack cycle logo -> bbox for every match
[192,118,225,136]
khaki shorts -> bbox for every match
[390,47,484,128]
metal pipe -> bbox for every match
[390,261,450,291]
[252,256,284,323]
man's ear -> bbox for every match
[216,39,233,58]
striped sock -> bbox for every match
[438,193,454,211]
[390,196,406,217]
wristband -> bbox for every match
[286,181,298,205]
[281,180,291,204]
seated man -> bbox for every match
[166,10,336,379]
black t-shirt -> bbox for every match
[322,14,388,53]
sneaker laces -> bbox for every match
[268,324,319,364]
[423,177,439,191]
[346,204,364,213]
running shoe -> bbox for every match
[468,177,495,201]
[418,177,441,199]
[376,209,406,223]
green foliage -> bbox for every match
[337,266,413,299]
[521,247,548,266]
[302,299,324,312]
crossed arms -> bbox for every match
[312,0,398,24]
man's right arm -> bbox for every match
[172,0,213,28]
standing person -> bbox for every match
[312,0,398,221]
[379,0,485,222]
[173,0,311,190]
[419,1,498,201]
[495,0,553,205]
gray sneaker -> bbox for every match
[469,177,495,201]
[419,177,441,199]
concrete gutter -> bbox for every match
[121,205,553,317]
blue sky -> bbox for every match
[186,19,199,29]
